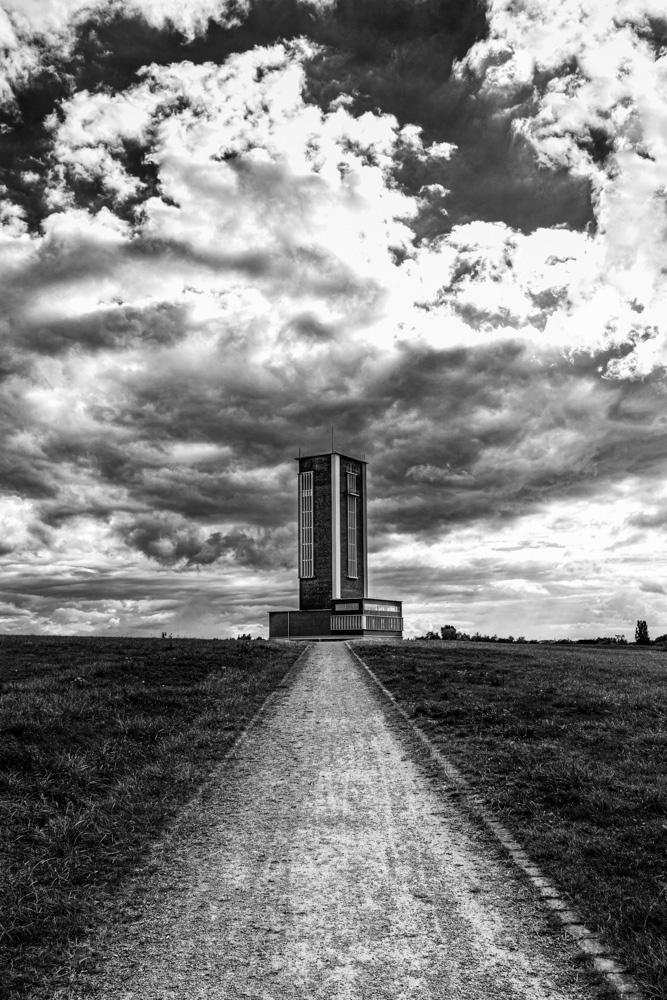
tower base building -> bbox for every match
[268,450,403,641]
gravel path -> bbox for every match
[83,641,604,1000]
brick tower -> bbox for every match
[268,451,403,640]
[297,451,367,609]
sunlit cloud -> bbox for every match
[1,1,666,637]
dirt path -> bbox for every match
[83,642,605,999]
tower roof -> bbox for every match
[295,450,367,464]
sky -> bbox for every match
[1,0,667,640]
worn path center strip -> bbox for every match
[85,642,607,1000]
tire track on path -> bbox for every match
[82,641,610,1000]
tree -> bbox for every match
[635,620,650,645]
[440,625,457,640]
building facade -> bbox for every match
[268,451,403,640]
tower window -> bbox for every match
[347,472,358,494]
[347,493,358,578]
[299,471,313,577]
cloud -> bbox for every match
[51,606,121,631]
[406,463,473,485]
[359,341,667,541]
[16,302,188,355]
[0,41,455,560]
[1,1,667,638]
[626,504,667,529]
[456,1,667,374]
[0,0,249,98]
[116,512,205,565]
[186,527,290,569]
[105,510,292,571]
[0,495,37,554]
[6,1,665,378]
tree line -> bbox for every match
[413,621,663,645]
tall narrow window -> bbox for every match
[347,493,358,578]
[347,472,358,495]
[299,471,313,577]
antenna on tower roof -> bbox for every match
[331,425,335,452]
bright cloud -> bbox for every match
[459,0,667,373]
[1,1,666,638]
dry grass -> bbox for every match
[357,640,667,1000]
[0,635,302,999]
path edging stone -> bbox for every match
[346,641,646,1000]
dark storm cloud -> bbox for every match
[116,512,206,565]
[13,423,295,534]
[41,330,658,555]
[330,342,667,539]
[114,340,665,543]
[5,234,280,299]
[126,465,296,526]
[1,0,667,638]
[0,382,61,500]
[627,505,667,530]
[289,312,337,342]
[186,527,290,569]
[15,302,188,355]
[0,564,296,637]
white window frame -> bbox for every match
[366,616,403,631]
[299,471,314,578]
[331,614,363,631]
[347,493,358,578]
[331,614,403,632]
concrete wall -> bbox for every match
[339,455,365,602]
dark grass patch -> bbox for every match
[0,635,302,999]
[357,640,667,999]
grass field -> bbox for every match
[0,635,302,999]
[356,640,667,999]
